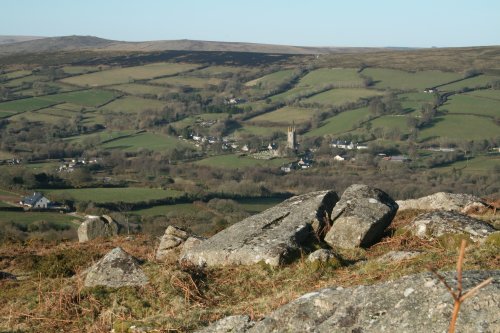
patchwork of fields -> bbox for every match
[0,59,498,175]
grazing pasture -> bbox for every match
[245,69,296,87]
[150,76,222,88]
[305,107,370,137]
[303,88,382,106]
[440,94,500,117]
[0,97,57,114]
[250,106,318,124]
[0,211,80,226]
[298,68,363,87]
[437,74,500,92]
[101,131,191,152]
[362,68,462,91]
[61,62,200,86]
[43,187,183,203]
[108,83,171,96]
[39,89,119,107]
[418,114,499,141]
[99,96,167,113]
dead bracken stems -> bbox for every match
[430,239,493,333]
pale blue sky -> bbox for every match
[1,0,499,47]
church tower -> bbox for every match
[287,124,296,149]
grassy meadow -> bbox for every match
[298,68,363,87]
[363,68,462,91]
[440,93,500,117]
[101,131,191,152]
[61,63,200,87]
[100,96,167,113]
[305,107,370,137]
[43,187,183,203]
[250,106,318,124]
[303,88,382,106]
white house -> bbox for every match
[20,192,51,209]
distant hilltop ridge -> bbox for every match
[0,34,409,55]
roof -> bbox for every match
[22,192,45,205]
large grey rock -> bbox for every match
[78,215,118,242]
[156,226,190,261]
[205,271,499,333]
[84,247,148,288]
[180,190,339,267]
[409,210,495,241]
[324,184,398,249]
[397,192,486,213]
[195,315,254,333]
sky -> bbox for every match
[1,0,499,47]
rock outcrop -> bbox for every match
[376,251,421,263]
[78,215,119,243]
[307,249,337,263]
[156,226,194,261]
[84,247,148,288]
[196,315,254,333]
[397,192,486,213]
[180,190,339,267]
[409,210,495,241]
[324,184,398,249]
[197,270,499,333]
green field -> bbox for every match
[465,89,500,101]
[62,66,101,75]
[108,83,171,96]
[251,106,318,124]
[0,211,81,226]
[269,86,311,103]
[170,112,229,129]
[150,76,222,88]
[100,96,167,113]
[305,107,370,137]
[0,69,32,80]
[10,110,65,123]
[398,92,437,113]
[418,115,499,141]
[61,63,200,87]
[437,75,500,92]
[235,124,285,137]
[298,68,363,88]
[132,203,199,216]
[363,68,462,91]
[304,88,382,106]
[43,187,183,203]
[3,75,44,88]
[64,130,136,144]
[0,97,58,114]
[440,94,500,117]
[39,89,119,107]
[101,131,190,152]
[195,154,290,169]
[245,69,296,87]
[435,154,500,174]
[189,65,254,77]
[235,197,286,214]
[369,115,410,135]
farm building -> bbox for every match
[20,192,51,209]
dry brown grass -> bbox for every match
[0,215,498,332]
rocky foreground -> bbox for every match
[1,185,498,332]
